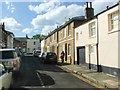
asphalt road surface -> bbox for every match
[10,55,102,90]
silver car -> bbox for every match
[0,49,21,73]
[0,63,12,90]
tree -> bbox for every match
[31,34,45,39]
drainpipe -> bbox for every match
[96,16,102,72]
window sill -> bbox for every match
[108,29,120,34]
[68,35,71,37]
[68,55,71,57]
[89,35,96,39]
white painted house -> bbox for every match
[75,18,98,70]
[27,39,41,54]
[97,3,119,76]
[75,3,119,76]
[41,39,45,54]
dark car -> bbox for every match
[41,52,57,64]
[33,50,41,57]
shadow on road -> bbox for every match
[11,56,63,89]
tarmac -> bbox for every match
[57,62,120,90]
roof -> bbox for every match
[6,31,14,36]
[75,3,119,27]
[43,3,119,40]
[45,16,85,39]
[96,3,119,16]
[14,37,27,41]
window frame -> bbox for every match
[64,27,66,38]
[33,41,36,45]
[90,45,95,54]
[68,24,71,36]
[76,32,79,41]
[60,31,62,40]
[68,44,71,55]
[89,21,96,37]
[109,11,118,32]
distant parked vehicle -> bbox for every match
[0,63,13,90]
[33,50,41,57]
[41,52,57,64]
[15,49,24,57]
[0,49,21,74]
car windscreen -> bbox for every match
[0,51,16,59]
[47,52,56,56]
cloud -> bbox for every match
[31,4,84,35]
[30,0,118,36]
[41,25,57,35]
[28,0,61,14]
[22,28,33,34]
[1,17,22,31]
[92,0,118,14]
[5,2,15,13]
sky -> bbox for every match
[0,0,118,38]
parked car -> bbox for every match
[0,49,21,73]
[15,49,24,57]
[0,63,13,90]
[41,52,57,64]
[33,50,41,57]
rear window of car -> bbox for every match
[0,51,17,59]
[36,51,41,53]
[47,52,56,56]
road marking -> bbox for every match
[36,72,45,87]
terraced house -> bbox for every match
[44,29,59,58]
[44,16,85,64]
[57,16,85,64]
[0,23,14,49]
[75,3,119,76]
[43,2,94,64]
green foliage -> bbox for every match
[31,34,45,39]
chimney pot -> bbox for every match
[106,6,109,10]
[86,2,88,8]
[90,2,92,8]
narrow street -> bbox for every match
[11,55,101,89]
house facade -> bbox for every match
[0,23,14,49]
[14,37,28,53]
[75,18,98,70]
[97,4,119,76]
[41,39,45,54]
[57,21,77,64]
[43,16,85,64]
[0,23,7,48]
[6,31,14,48]
[75,3,119,76]
[27,39,41,54]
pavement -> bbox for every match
[57,62,120,90]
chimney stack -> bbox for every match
[85,2,94,19]
[90,2,92,8]
[86,2,88,8]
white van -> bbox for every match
[0,49,21,73]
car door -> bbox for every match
[0,64,12,89]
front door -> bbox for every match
[77,46,85,65]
